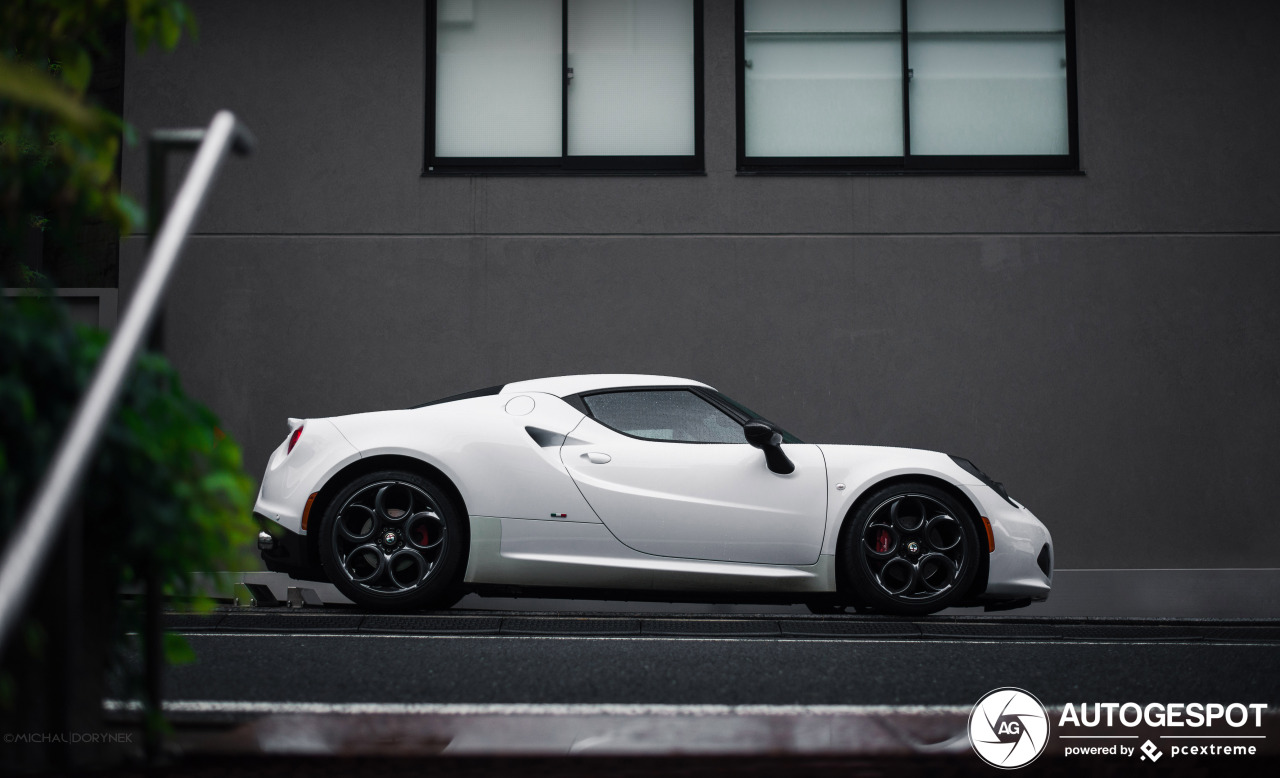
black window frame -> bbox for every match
[424,0,705,175]
[734,0,1079,175]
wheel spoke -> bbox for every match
[342,543,385,583]
[891,497,924,532]
[406,510,446,550]
[375,484,412,523]
[917,553,957,591]
[877,557,917,596]
[863,523,898,558]
[387,548,429,589]
[924,514,962,552]
[337,504,377,541]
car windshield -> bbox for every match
[711,390,803,444]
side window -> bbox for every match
[583,390,744,443]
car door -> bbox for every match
[560,389,827,566]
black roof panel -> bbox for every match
[411,384,505,409]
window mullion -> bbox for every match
[900,0,911,162]
[1064,0,1079,163]
[561,0,569,163]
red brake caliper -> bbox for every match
[416,526,430,545]
[875,529,891,554]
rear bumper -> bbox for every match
[254,418,359,535]
[255,513,326,583]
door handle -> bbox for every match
[582,452,612,464]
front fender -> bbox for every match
[817,444,1052,600]
[816,445,991,556]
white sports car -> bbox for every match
[254,375,1052,615]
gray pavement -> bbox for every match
[149,609,1280,709]
[166,632,1278,707]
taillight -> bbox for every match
[287,425,304,454]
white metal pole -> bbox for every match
[0,111,252,648]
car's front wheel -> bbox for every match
[318,469,464,611]
[840,482,980,616]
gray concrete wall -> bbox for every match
[121,0,1280,570]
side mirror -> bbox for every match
[743,420,795,475]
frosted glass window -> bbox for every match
[568,0,695,156]
[435,0,562,157]
[907,0,1069,155]
[739,0,1075,167]
[744,0,903,157]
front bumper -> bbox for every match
[966,483,1053,601]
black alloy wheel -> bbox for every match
[318,470,464,610]
[841,482,980,616]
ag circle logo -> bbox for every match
[969,687,1050,769]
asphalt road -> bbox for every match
[152,610,1280,710]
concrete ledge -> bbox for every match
[159,607,1280,642]
[99,702,1280,760]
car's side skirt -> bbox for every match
[464,516,836,594]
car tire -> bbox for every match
[839,482,980,617]
[318,469,465,611]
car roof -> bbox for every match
[501,374,712,398]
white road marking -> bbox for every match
[1056,567,1280,572]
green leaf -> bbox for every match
[159,13,182,50]
[114,193,146,234]
[163,632,197,665]
[0,58,100,129]
[61,48,93,93]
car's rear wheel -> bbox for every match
[840,482,980,616]
[318,469,464,611]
